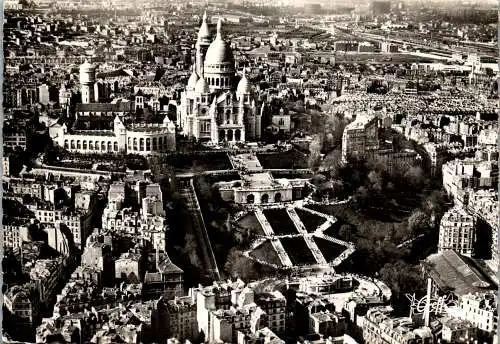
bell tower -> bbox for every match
[196,11,211,76]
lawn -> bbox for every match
[263,208,298,235]
[257,149,309,169]
[166,152,232,173]
[295,208,327,233]
[280,237,317,266]
[313,237,348,262]
[323,222,344,239]
[305,203,412,245]
[249,240,283,267]
[236,212,266,237]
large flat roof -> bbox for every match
[425,250,496,297]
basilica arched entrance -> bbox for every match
[261,194,269,204]
[247,194,255,204]
[235,129,241,141]
[227,130,233,141]
[274,193,282,203]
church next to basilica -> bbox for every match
[51,12,262,154]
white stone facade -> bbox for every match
[54,115,176,155]
[178,14,261,144]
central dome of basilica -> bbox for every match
[204,18,234,67]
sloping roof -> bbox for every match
[96,69,134,79]
[75,102,133,113]
[247,45,273,55]
[425,250,495,297]
[158,255,183,275]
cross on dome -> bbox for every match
[216,18,223,39]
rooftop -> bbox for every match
[241,172,275,188]
[345,114,376,130]
[425,250,496,297]
[442,317,474,331]
[166,296,196,313]
[75,102,133,113]
[72,130,116,137]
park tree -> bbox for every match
[127,272,140,284]
[224,248,258,281]
[339,224,355,241]
[367,170,383,192]
[408,209,431,236]
[310,174,327,187]
[379,260,425,300]
[404,166,427,190]
[323,113,348,151]
[183,233,203,269]
[308,134,323,171]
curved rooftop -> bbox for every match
[197,11,210,40]
[204,18,234,67]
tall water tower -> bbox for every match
[79,60,96,103]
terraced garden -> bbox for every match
[165,152,232,173]
[295,208,327,233]
[313,237,348,262]
[249,240,283,267]
[263,208,298,235]
[280,237,317,265]
[236,212,266,236]
[256,149,309,169]
[323,222,344,239]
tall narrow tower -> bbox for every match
[79,61,97,104]
[196,11,211,77]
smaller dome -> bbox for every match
[197,11,210,40]
[237,73,251,94]
[187,67,199,90]
[195,77,210,94]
